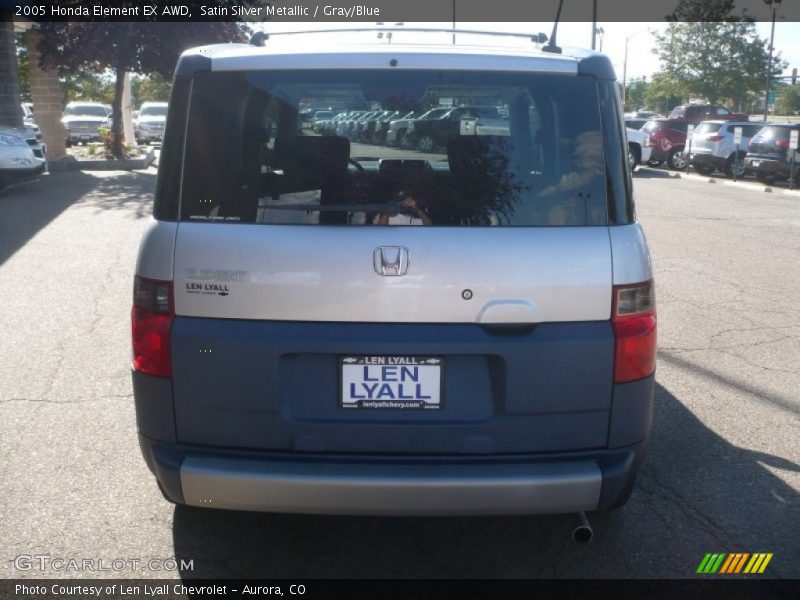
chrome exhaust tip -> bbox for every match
[572,511,593,543]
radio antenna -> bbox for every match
[542,0,565,54]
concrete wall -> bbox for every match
[25,27,66,159]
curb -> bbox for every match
[723,180,776,193]
[49,147,155,172]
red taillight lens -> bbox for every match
[776,138,790,149]
[707,135,724,142]
[612,280,657,383]
[132,276,174,378]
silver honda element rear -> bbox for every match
[132,38,656,516]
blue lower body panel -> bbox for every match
[168,319,618,455]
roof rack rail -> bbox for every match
[249,28,548,47]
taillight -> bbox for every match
[776,138,790,149]
[707,135,724,142]
[612,280,657,383]
[132,276,174,377]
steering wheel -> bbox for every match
[348,158,365,172]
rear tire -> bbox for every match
[724,154,745,179]
[694,164,714,175]
[398,131,411,149]
[756,172,774,185]
[667,147,686,170]
[417,135,436,152]
[628,143,641,172]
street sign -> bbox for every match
[791,129,799,150]
[732,127,744,182]
[685,124,695,173]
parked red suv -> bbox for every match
[668,104,749,122]
[643,119,693,170]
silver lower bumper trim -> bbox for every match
[180,457,602,515]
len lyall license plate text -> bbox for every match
[340,356,443,410]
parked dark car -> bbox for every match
[357,110,395,142]
[406,106,503,152]
[643,118,693,170]
[385,109,442,147]
[370,110,405,144]
[668,104,748,123]
[743,124,800,185]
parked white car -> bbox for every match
[0,125,46,189]
[626,127,651,172]
[134,102,168,144]
[688,120,764,178]
[61,102,111,146]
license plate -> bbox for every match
[340,355,443,410]
[751,161,760,168]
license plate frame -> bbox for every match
[339,355,444,411]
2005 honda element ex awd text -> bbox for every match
[132,32,656,517]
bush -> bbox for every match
[97,127,125,158]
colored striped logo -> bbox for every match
[696,553,773,574]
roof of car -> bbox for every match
[175,40,615,79]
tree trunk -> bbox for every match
[111,65,125,158]
[0,12,25,129]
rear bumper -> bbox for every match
[744,157,789,177]
[138,432,649,515]
[689,153,726,170]
[649,147,669,162]
[0,163,46,185]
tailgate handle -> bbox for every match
[475,300,543,326]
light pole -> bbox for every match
[596,27,604,52]
[622,28,647,107]
[763,0,781,122]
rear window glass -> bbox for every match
[668,122,690,133]
[180,70,607,227]
[695,122,722,134]
[742,125,764,138]
[642,120,663,133]
[756,126,792,140]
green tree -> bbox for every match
[644,72,686,115]
[0,13,24,128]
[131,74,172,104]
[776,85,800,115]
[36,19,250,157]
[652,22,785,108]
[15,33,31,103]
[666,0,746,22]
[61,72,115,105]
[625,78,649,112]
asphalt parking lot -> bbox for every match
[0,165,798,581]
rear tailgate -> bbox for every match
[170,224,614,454]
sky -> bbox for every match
[259,21,800,83]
